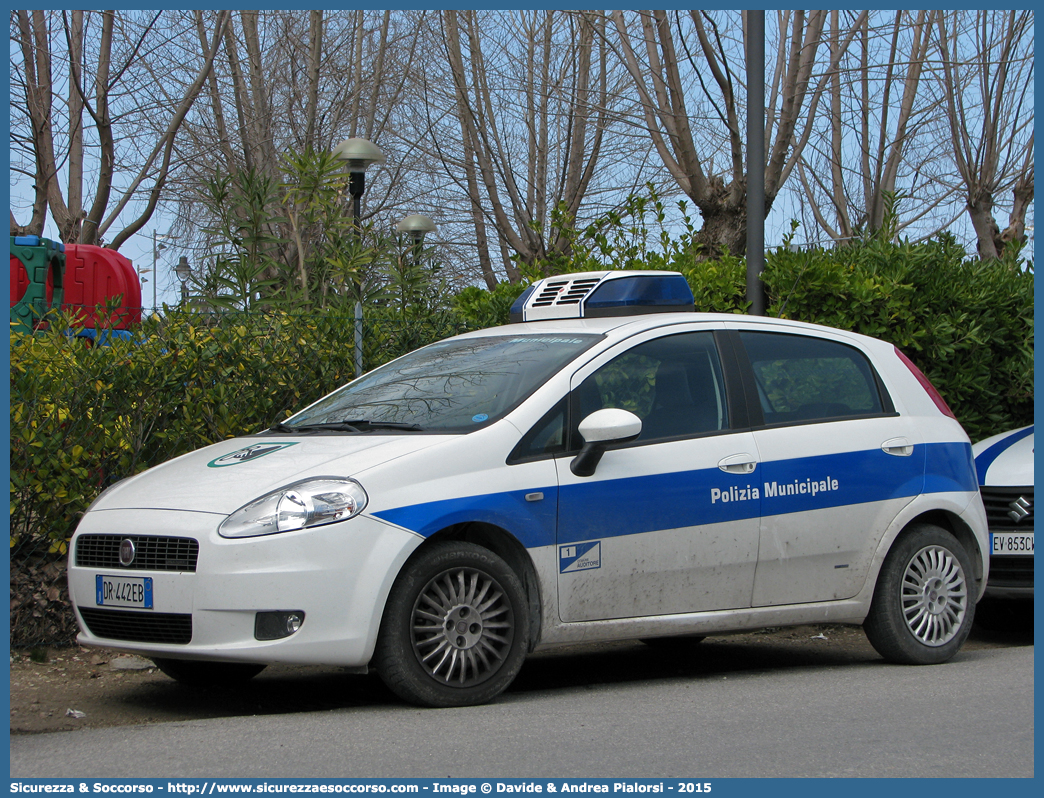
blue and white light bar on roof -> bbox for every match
[508,270,695,323]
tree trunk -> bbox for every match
[613,10,863,257]
[304,11,324,150]
[14,10,54,235]
[81,10,115,246]
[223,22,254,171]
[198,10,234,166]
[66,10,84,242]
[240,11,279,177]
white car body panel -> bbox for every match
[972,425,1034,598]
[973,426,1034,487]
[67,306,989,673]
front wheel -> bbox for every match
[863,524,976,665]
[375,541,530,707]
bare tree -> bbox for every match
[158,11,445,297]
[608,10,867,257]
[10,10,231,247]
[15,9,1027,282]
[934,10,1034,259]
[795,11,952,243]
[434,9,621,283]
[172,11,428,212]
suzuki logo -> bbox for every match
[1007,496,1032,524]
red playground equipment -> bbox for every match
[62,243,142,329]
[10,233,142,341]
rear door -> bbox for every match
[729,327,925,606]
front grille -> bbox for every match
[531,277,602,307]
[981,486,1034,531]
[78,607,192,644]
[75,534,199,572]
[987,555,1034,588]
[981,487,1034,590]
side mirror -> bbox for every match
[570,408,642,477]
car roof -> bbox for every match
[453,312,881,346]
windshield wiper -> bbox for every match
[340,419,424,432]
[268,419,424,434]
[269,421,363,433]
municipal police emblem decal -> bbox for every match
[559,541,602,573]
[207,442,298,468]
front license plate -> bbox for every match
[96,574,154,609]
[990,532,1034,556]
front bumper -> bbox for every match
[67,508,423,666]
[984,554,1034,599]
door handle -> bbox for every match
[882,437,914,457]
[718,453,758,474]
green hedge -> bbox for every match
[9,308,466,562]
[7,235,1033,648]
[760,236,1033,441]
[10,237,1033,557]
[452,237,1032,443]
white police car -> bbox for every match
[68,271,989,707]
[972,426,1034,598]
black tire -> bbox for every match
[152,658,266,687]
[640,635,706,651]
[375,541,530,707]
[864,524,976,665]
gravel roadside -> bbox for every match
[10,600,1032,735]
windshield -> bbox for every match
[285,333,601,432]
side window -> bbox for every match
[510,398,567,462]
[571,332,728,446]
[738,331,885,425]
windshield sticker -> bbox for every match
[207,442,299,468]
[508,337,587,345]
[472,414,489,423]
[560,541,601,573]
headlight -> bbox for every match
[218,477,368,539]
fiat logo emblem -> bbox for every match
[119,539,136,567]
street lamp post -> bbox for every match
[392,214,438,319]
[333,137,386,227]
[151,229,178,311]
[395,214,438,261]
[175,256,192,305]
[745,9,766,316]
[151,230,168,312]
[333,138,385,380]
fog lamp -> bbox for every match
[255,610,305,640]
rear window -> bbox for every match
[739,331,887,425]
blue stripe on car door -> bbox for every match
[372,442,973,547]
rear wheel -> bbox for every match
[152,658,266,687]
[375,541,529,707]
[864,524,976,665]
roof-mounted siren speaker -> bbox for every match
[509,271,694,323]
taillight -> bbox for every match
[894,347,957,419]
